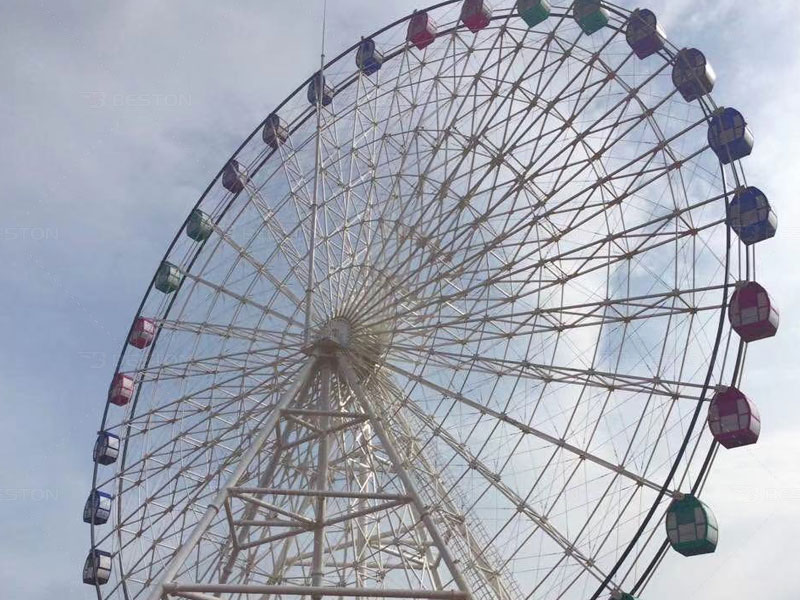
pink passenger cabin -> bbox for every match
[129,317,156,349]
[407,11,438,50]
[108,373,134,406]
[728,281,779,342]
[707,386,761,449]
[461,0,492,33]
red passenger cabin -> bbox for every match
[461,0,492,33]
[108,373,134,407]
[407,11,438,50]
[129,317,156,349]
[728,281,779,342]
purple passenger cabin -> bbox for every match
[625,9,666,59]
[222,159,248,194]
[83,489,112,525]
[83,549,112,585]
[707,386,761,448]
[93,431,120,465]
[307,72,333,107]
[672,48,715,102]
[262,113,289,150]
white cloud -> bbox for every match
[1,1,798,598]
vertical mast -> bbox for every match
[304,0,328,346]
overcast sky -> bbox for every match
[2,1,799,598]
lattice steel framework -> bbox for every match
[88,2,759,600]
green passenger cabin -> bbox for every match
[154,260,182,294]
[573,0,609,35]
[517,0,550,27]
[186,209,213,242]
[665,494,718,556]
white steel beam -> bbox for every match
[146,359,317,600]
[337,355,474,600]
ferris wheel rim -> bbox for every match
[87,3,762,599]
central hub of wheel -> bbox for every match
[311,313,392,380]
[319,317,352,348]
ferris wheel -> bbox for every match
[83,1,779,599]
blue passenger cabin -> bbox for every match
[672,48,715,101]
[625,9,666,59]
[154,260,182,294]
[727,186,777,245]
[708,107,754,164]
[516,0,550,27]
[461,0,492,33]
[83,489,112,525]
[665,494,719,556]
[83,549,112,585]
[94,431,120,465]
[307,72,333,107]
[573,0,609,35]
[262,113,289,149]
[356,38,384,76]
[222,159,248,194]
[186,208,213,242]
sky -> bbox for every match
[1,0,799,598]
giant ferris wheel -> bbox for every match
[83,2,779,599]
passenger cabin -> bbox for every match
[728,281,779,342]
[222,159,248,194]
[186,208,213,242]
[108,373,134,407]
[708,386,761,449]
[407,11,438,50]
[154,260,182,294]
[672,48,715,101]
[461,0,492,33]
[573,0,609,35]
[609,593,639,600]
[83,549,112,585]
[129,317,156,349]
[625,9,666,59]
[83,489,112,525]
[665,494,719,556]
[727,186,777,245]
[708,107,754,164]
[93,431,120,465]
[517,0,551,27]
[307,72,333,107]
[262,113,289,149]
[356,38,384,76]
